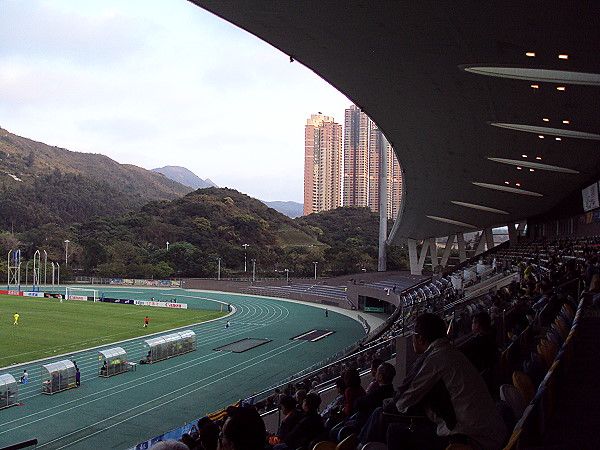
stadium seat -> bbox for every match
[360,442,388,450]
[512,371,535,405]
[537,339,558,368]
[502,428,522,450]
[336,433,358,450]
[500,383,526,419]
[313,441,336,450]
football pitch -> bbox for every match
[0,295,226,366]
[0,287,367,449]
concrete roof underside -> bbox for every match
[190,1,600,242]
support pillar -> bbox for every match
[457,233,467,262]
[408,238,438,275]
[440,235,456,267]
[507,221,527,246]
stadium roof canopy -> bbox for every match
[190,1,600,243]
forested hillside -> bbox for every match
[0,128,408,280]
[0,127,192,230]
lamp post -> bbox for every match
[217,257,221,281]
[313,261,318,280]
[251,259,256,282]
[284,268,289,283]
[43,250,47,286]
[166,241,170,251]
[242,243,249,272]
[64,239,70,266]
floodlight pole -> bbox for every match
[285,268,289,283]
[64,239,70,266]
[251,259,256,282]
[43,250,47,286]
[166,241,170,251]
[217,257,221,281]
[313,261,318,280]
[33,250,40,291]
[242,243,249,272]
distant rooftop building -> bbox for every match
[303,114,342,215]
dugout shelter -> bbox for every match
[0,374,18,409]
[98,347,129,377]
[142,330,196,364]
[41,360,77,395]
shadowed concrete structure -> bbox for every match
[189,1,600,257]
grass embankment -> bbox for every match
[0,295,226,367]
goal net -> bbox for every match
[65,287,99,302]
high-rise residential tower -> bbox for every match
[343,105,402,219]
[303,114,343,215]
[343,105,371,208]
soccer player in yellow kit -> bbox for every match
[13,313,19,325]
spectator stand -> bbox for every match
[41,360,77,395]
[141,330,196,364]
[98,347,129,377]
[0,374,18,409]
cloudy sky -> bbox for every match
[0,0,351,202]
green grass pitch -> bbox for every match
[0,294,226,367]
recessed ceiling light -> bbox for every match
[490,123,600,140]
[462,66,600,85]
[516,183,521,186]
[505,181,510,184]
[536,156,542,160]
[531,84,539,89]
[558,54,569,59]
[487,157,579,173]
[526,52,536,57]
[473,182,543,196]
[517,167,522,170]
[563,120,570,124]
[426,216,477,228]
[538,135,544,138]
[555,137,562,141]
[557,86,566,91]
[522,154,528,158]
[543,118,550,122]
[451,201,509,214]
[530,169,535,172]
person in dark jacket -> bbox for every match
[277,393,324,450]
[460,312,499,374]
[268,395,303,446]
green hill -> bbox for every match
[0,127,192,230]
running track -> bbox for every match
[0,287,366,449]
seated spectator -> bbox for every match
[268,395,303,446]
[150,440,189,449]
[219,405,266,450]
[460,312,500,374]
[332,362,397,441]
[276,393,325,450]
[342,368,365,418]
[199,420,219,450]
[359,313,506,450]
[320,377,346,426]
[355,362,396,421]
[294,389,307,411]
[365,358,384,393]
